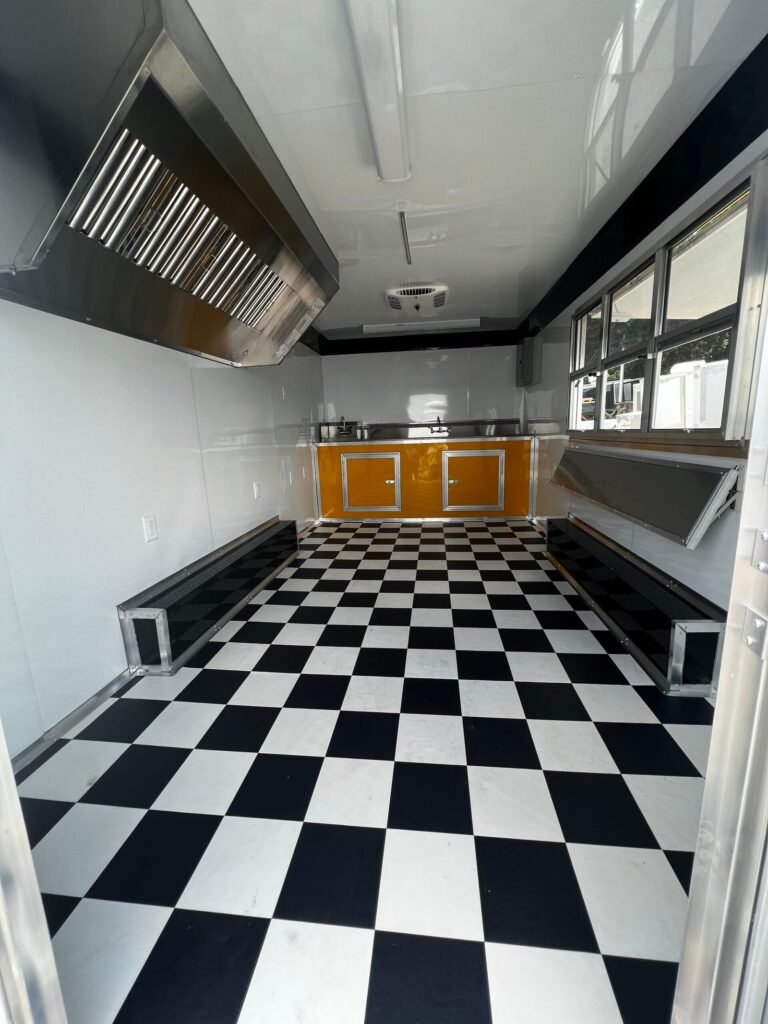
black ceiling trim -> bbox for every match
[518,32,768,339]
[317,328,519,356]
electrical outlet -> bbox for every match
[252,483,260,501]
[142,513,158,543]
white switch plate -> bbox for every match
[142,513,158,543]
[252,483,260,501]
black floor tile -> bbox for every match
[230,621,285,644]
[666,850,695,894]
[177,669,249,704]
[558,653,629,685]
[409,626,455,650]
[228,753,321,819]
[381,580,416,594]
[463,717,539,768]
[456,651,512,681]
[365,931,492,1024]
[318,625,367,647]
[638,688,714,724]
[401,678,461,716]
[267,590,307,604]
[290,605,335,624]
[80,745,188,807]
[475,836,598,951]
[388,762,472,833]
[449,580,485,593]
[451,610,496,629]
[20,797,72,846]
[274,822,385,928]
[487,594,530,610]
[41,893,79,937]
[595,630,626,654]
[339,591,378,607]
[254,645,313,674]
[197,706,279,753]
[354,648,407,677]
[500,628,554,652]
[596,723,701,776]
[604,956,678,1024]
[114,909,268,1024]
[183,643,219,668]
[516,681,589,720]
[88,811,219,906]
[370,607,412,626]
[77,699,167,742]
[414,593,451,608]
[327,711,399,759]
[286,674,350,710]
[546,771,659,847]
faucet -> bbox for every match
[430,416,445,433]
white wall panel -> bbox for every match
[0,531,42,755]
[0,302,323,756]
[322,345,523,425]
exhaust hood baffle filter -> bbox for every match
[67,128,290,331]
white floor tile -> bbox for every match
[249,604,296,623]
[483,581,523,595]
[665,724,711,775]
[306,757,394,827]
[152,749,255,815]
[18,740,128,801]
[611,654,655,686]
[274,623,325,647]
[123,669,200,701]
[493,610,540,630]
[328,606,374,625]
[342,676,404,713]
[450,594,491,610]
[454,628,504,651]
[237,920,374,1024]
[577,611,606,630]
[525,594,572,611]
[395,714,466,765]
[410,607,453,628]
[205,642,267,672]
[468,766,563,841]
[302,646,359,675]
[404,648,458,679]
[414,579,451,594]
[211,619,247,642]
[376,829,483,940]
[485,943,622,1024]
[134,701,221,748]
[512,569,549,582]
[53,899,171,1024]
[178,817,301,917]
[624,775,705,851]
[574,685,659,724]
[507,652,570,683]
[374,592,414,609]
[529,721,619,773]
[569,844,689,961]
[230,672,299,707]
[459,680,523,718]
[362,625,410,648]
[261,708,338,756]
[545,630,605,654]
[302,591,344,607]
[346,578,383,593]
[33,804,144,896]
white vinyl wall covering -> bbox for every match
[321,345,524,425]
[0,301,323,757]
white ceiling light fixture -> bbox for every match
[344,0,410,183]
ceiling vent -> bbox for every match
[385,282,449,315]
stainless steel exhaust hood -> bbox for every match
[0,0,338,366]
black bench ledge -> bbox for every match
[118,517,298,675]
[546,516,725,696]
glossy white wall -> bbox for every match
[0,302,323,757]
[322,345,524,425]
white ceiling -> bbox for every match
[189,0,768,333]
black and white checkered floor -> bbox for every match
[16,520,714,1024]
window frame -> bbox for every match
[568,183,752,445]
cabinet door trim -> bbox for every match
[442,449,505,511]
[341,451,402,512]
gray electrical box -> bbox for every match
[516,337,542,387]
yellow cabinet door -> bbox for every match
[342,452,401,512]
[442,450,504,511]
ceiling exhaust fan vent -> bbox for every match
[385,282,449,315]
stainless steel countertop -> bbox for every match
[314,435,532,447]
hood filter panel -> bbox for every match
[67,127,289,331]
